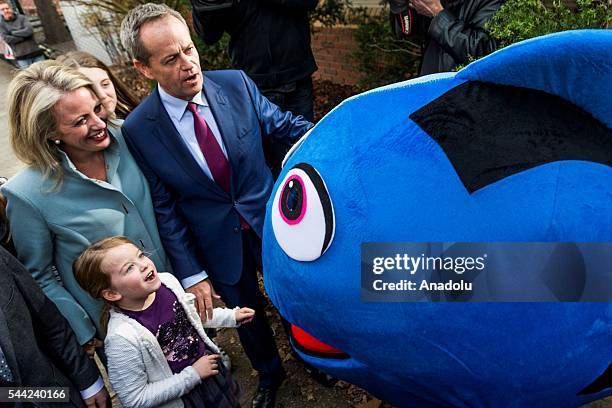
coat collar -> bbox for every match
[157,85,208,123]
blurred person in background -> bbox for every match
[0,1,45,68]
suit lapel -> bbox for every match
[202,74,242,195]
[147,87,224,196]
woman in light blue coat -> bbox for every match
[2,61,170,349]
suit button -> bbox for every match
[233,226,240,233]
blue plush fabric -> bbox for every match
[263,30,611,407]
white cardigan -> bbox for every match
[105,273,239,408]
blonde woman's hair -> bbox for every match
[56,51,140,118]
[7,60,95,185]
[73,235,135,334]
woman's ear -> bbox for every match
[101,288,122,302]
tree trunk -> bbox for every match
[32,0,72,44]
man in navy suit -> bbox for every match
[120,4,313,407]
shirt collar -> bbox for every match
[157,84,208,122]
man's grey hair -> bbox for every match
[120,3,187,63]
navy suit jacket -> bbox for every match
[122,70,312,285]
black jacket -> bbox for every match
[192,0,318,89]
[390,0,504,75]
[0,246,100,407]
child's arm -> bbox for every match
[235,307,255,324]
[202,306,255,328]
[202,306,239,328]
[106,334,200,408]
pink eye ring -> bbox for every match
[271,163,335,262]
[279,174,307,225]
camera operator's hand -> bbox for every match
[410,0,443,17]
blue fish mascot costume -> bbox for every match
[262,30,612,407]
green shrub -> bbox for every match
[487,0,611,49]
[193,32,231,70]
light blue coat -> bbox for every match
[2,123,170,344]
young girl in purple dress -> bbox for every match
[74,236,254,408]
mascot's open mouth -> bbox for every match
[290,324,350,359]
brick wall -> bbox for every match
[312,26,362,86]
[18,0,35,14]
[18,0,62,16]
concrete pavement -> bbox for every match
[0,60,24,178]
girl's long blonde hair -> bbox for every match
[73,236,134,334]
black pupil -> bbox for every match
[286,186,299,210]
[281,179,303,220]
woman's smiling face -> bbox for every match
[52,87,110,159]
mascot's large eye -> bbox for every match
[272,163,335,261]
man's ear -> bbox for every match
[134,59,155,81]
[101,288,122,303]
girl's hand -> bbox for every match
[235,307,255,324]
[192,354,220,379]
